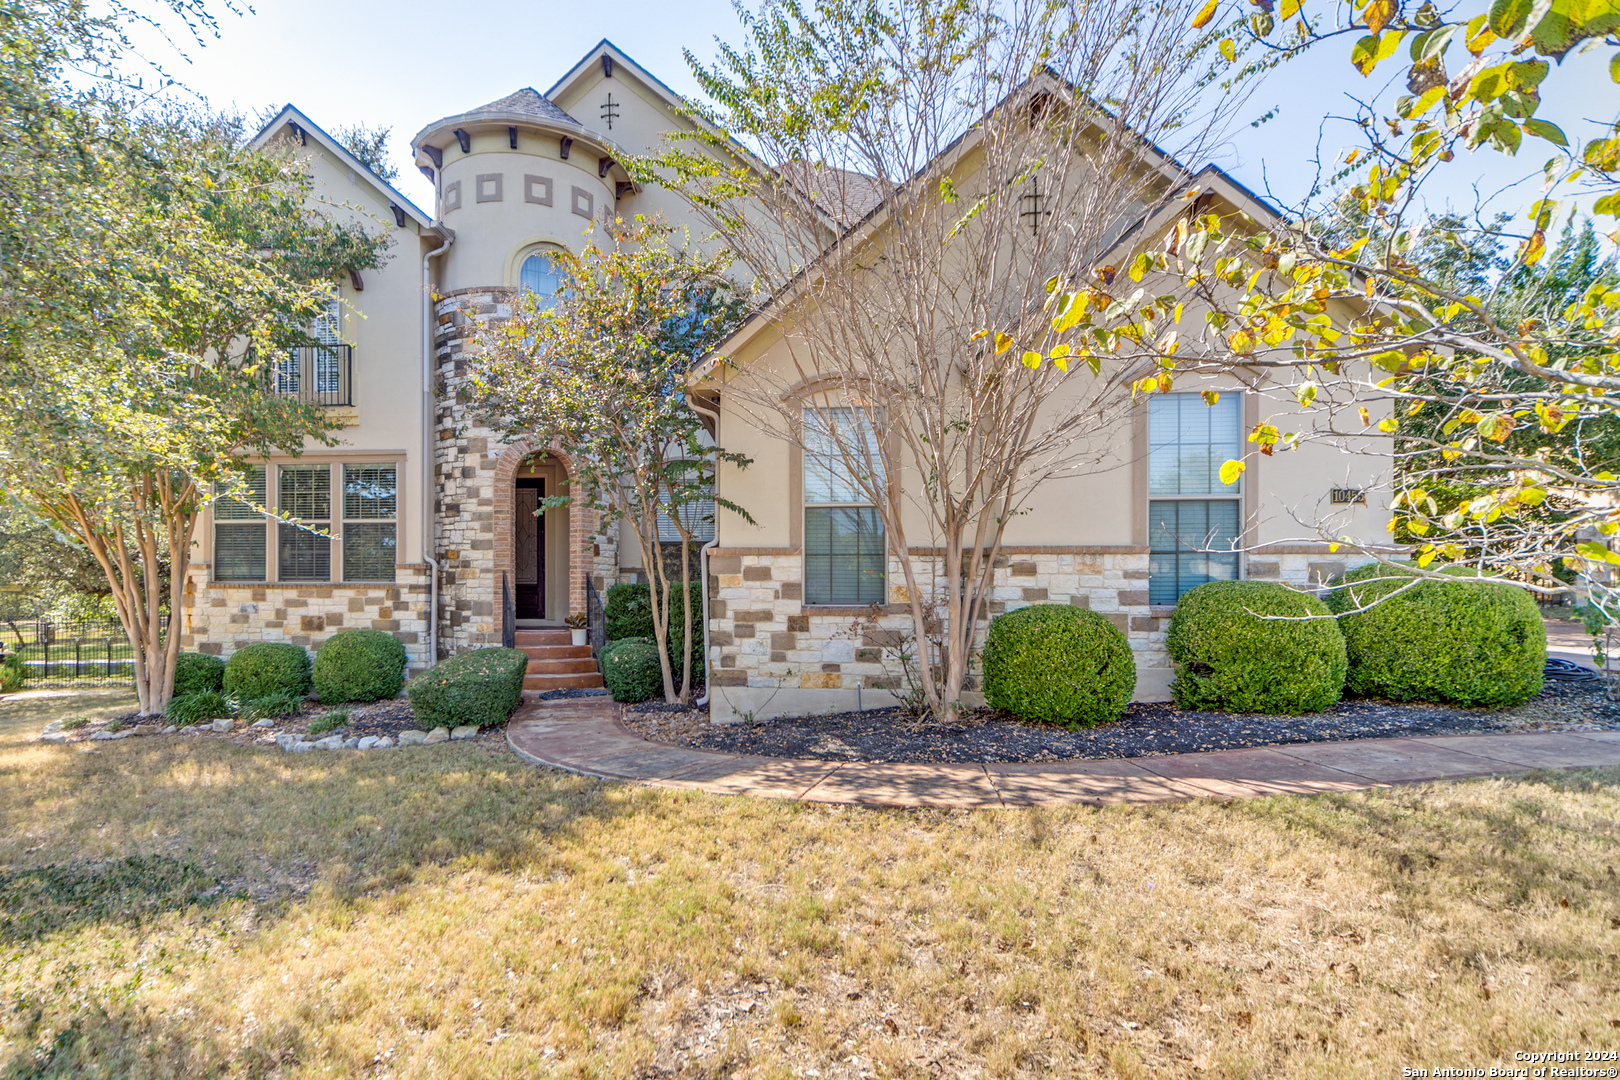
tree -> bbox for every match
[1090,0,1620,621]
[0,3,391,715]
[466,218,752,703]
[333,123,400,183]
[647,0,1247,720]
[0,503,120,627]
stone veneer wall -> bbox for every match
[432,287,618,656]
[179,564,432,670]
[704,545,1375,721]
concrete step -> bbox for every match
[515,629,573,647]
[526,657,599,675]
[520,644,593,661]
[523,672,606,691]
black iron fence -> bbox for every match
[1,618,136,687]
[501,572,516,649]
[586,577,607,654]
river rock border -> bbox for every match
[272,724,480,752]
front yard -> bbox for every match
[1,689,1617,1078]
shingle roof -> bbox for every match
[465,88,582,128]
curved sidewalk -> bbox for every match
[506,699,1620,808]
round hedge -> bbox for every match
[1326,563,1546,706]
[1166,581,1347,715]
[313,630,407,704]
[173,652,225,697]
[602,639,665,704]
[981,605,1136,727]
[223,642,311,701]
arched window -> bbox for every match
[519,251,564,309]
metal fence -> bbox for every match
[1,619,136,687]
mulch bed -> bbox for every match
[622,680,1620,765]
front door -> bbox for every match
[515,480,545,619]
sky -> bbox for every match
[133,0,1614,231]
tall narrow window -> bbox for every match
[519,251,564,310]
[278,464,331,582]
[213,467,267,582]
[312,294,342,396]
[657,462,716,543]
[804,408,886,605]
[342,464,396,581]
[1148,393,1241,604]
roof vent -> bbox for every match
[602,55,614,78]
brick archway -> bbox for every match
[491,439,593,624]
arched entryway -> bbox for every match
[492,440,590,629]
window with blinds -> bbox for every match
[804,408,886,605]
[213,467,267,582]
[342,464,396,582]
[1148,393,1241,604]
[277,464,331,582]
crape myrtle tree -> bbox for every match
[466,218,753,704]
[1084,0,1620,616]
[645,0,1249,720]
[0,1,391,715]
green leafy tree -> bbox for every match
[467,218,752,703]
[0,3,391,715]
[333,123,400,183]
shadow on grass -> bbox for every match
[0,855,238,944]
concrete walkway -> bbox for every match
[505,699,1620,808]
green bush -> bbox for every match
[407,647,528,729]
[165,691,233,726]
[0,652,24,692]
[223,643,311,701]
[237,691,305,722]
[981,605,1136,727]
[601,639,665,703]
[313,629,407,704]
[1326,563,1546,706]
[1166,581,1347,714]
[309,708,350,735]
[172,652,225,696]
[604,581,704,682]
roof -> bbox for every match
[777,163,889,229]
[459,87,583,129]
[249,105,434,230]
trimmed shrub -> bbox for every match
[223,643,311,701]
[602,639,665,703]
[0,652,24,692]
[981,605,1136,727]
[313,629,407,704]
[1166,581,1347,715]
[1326,563,1546,706]
[173,652,225,697]
[604,581,705,682]
[165,691,233,726]
[407,647,528,729]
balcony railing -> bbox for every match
[266,345,353,407]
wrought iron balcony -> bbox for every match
[266,345,353,407]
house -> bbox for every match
[178,40,1391,717]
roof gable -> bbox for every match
[250,105,433,229]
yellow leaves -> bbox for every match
[994,332,1014,354]
[969,328,989,341]
[1050,343,1072,359]
[1364,0,1396,35]
[1329,236,1370,259]
[1191,0,1219,29]
[1227,328,1257,355]
[1370,350,1407,373]
[1219,38,1237,62]
[1202,389,1221,407]
[1021,351,1043,369]
[1519,229,1546,266]
[1295,381,1318,408]
[1377,417,1400,432]
[1051,291,1090,333]
[1359,406,1372,426]
[1477,412,1515,441]
[1464,12,1496,53]
[1280,0,1302,18]
[1128,252,1155,283]
[1219,458,1247,486]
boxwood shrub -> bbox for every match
[223,643,311,701]
[1166,581,1347,714]
[1326,563,1546,706]
[981,605,1135,727]
[172,652,225,697]
[604,582,704,682]
[407,647,528,729]
[313,629,407,704]
[602,639,665,703]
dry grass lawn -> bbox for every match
[1,689,1617,1079]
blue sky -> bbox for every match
[140,0,1613,229]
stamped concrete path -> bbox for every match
[506,699,1620,809]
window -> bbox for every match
[213,467,267,582]
[519,251,564,309]
[804,408,886,605]
[1148,393,1241,604]
[277,465,331,582]
[342,464,396,581]
[212,461,398,584]
[274,293,342,397]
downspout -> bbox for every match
[422,220,453,667]
[685,390,721,708]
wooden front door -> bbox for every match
[515,480,545,619]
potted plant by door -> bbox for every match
[565,612,588,647]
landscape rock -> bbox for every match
[357,735,379,751]
[314,735,344,751]
[342,737,361,749]
[398,729,428,745]
[251,718,276,729]
[161,725,178,735]
[373,736,395,748]
[275,733,298,752]
[211,718,234,733]
[451,725,478,740]
[133,723,163,736]
[291,741,316,753]
[424,727,450,744]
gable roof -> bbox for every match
[250,105,434,230]
[545,39,694,119]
